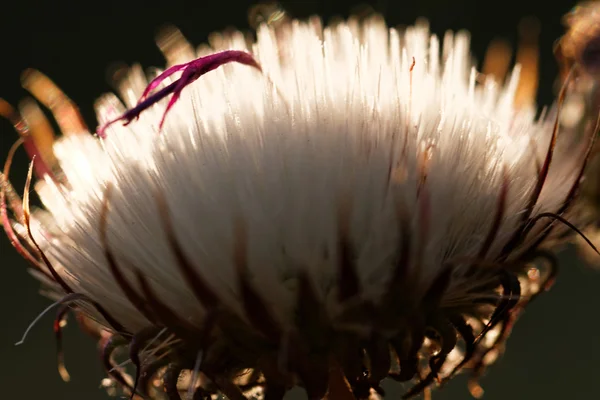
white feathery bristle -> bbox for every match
[30,17,583,332]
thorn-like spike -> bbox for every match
[501,67,575,256]
[135,269,199,342]
[233,218,283,342]
[520,111,600,254]
[478,167,509,258]
[155,188,220,310]
[54,304,72,382]
[100,184,158,325]
[23,159,73,293]
[0,141,46,272]
[101,334,136,395]
[475,270,521,343]
[528,212,600,256]
[336,198,360,302]
[128,327,164,400]
[444,315,476,381]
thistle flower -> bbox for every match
[2,9,598,400]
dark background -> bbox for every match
[1,0,598,399]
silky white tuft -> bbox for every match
[32,18,580,330]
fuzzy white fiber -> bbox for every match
[27,17,585,333]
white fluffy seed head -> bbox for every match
[27,17,585,333]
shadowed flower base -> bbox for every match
[2,10,599,400]
[88,245,558,400]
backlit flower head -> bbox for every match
[2,8,599,400]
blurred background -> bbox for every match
[0,0,598,399]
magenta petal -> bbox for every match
[95,50,262,137]
[138,63,190,103]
